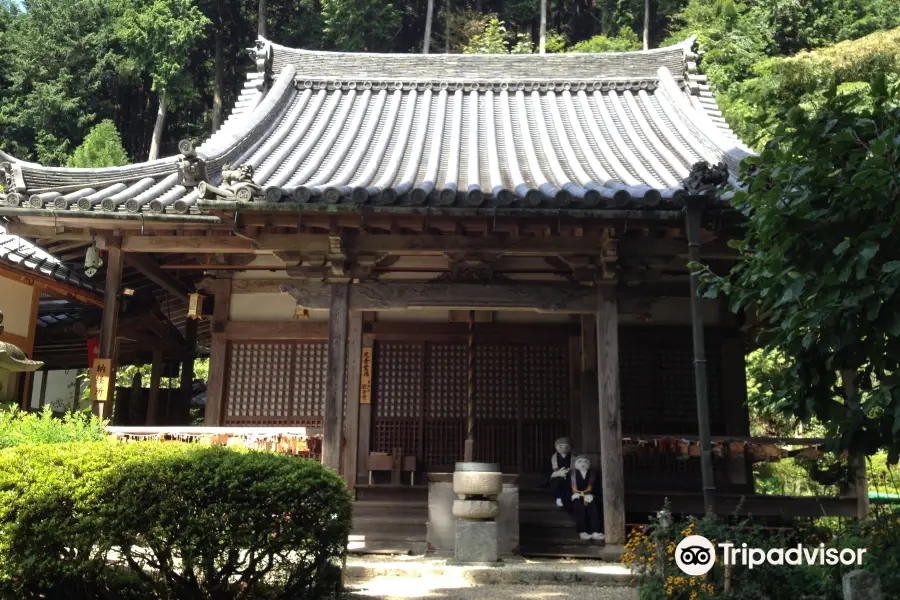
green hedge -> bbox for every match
[0,442,352,600]
[0,406,107,449]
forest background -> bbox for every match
[0,0,898,166]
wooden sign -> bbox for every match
[90,358,112,402]
[360,347,373,404]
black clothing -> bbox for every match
[570,468,603,535]
[544,452,573,511]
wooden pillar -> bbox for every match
[568,333,583,451]
[146,350,164,425]
[720,335,751,489]
[356,328,374,484]
[179,317,198,423]
[322,282,349,471]
[95,245,124,419]
[204,274,232,425]
[596,285,625,546]
[37,369,48,409]
[581,315,599,455]
[128,371,143,425]
[342,311,363,488]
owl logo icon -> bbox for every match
[675,535,716,576]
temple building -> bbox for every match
[0,36,860,556]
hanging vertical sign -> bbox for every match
[90,358,112,402]
[87,338,100,369]
[360,347,373,404]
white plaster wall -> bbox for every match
[0,275,34,337]
[230,292,328,321]
[30,369,78,410]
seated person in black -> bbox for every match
[543,437,573,511]
[569,454,604,542]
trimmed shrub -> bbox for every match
[0,406,108,449]
[0,442,352,600]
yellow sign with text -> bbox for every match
[91,358,112,402]
[360,347,373,404]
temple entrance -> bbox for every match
[371,339,571,474]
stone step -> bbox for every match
[343,556,633,587]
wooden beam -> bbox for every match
[204,275,232,426]
[281,281,601,313]
[124,253,192,299]
[224,320,329,340]
[596,286,625,545]
[322,283,349,471]
[342,311,363,489]
[146,350,164,425]
[118,233,610,256]
[618,237,738,260]
[0,263,104,308]
[95,245,124,419]
[121,234,254,254]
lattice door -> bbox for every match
[520,343,570,473]
[619,326,724,489]
[224,341,326,426]
[372,343,424,459]
[423,343,467,471]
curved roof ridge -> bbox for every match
[266,36,692,83]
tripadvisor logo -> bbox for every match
[675,535,867,576]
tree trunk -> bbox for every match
[423,0,434,54]
[212,28,224,133]
[841,370,870,520]
[258,0,267,38]
[539,0,547,54]
[444,0,450,52]
[643,0,650,50]
[148,88,167,161]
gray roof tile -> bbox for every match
[0,36,753,218]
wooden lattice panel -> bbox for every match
[522,344,569,420]
[224,341,326,426]
[373,343,424,456]
[226,343,294,420]
[374,343,424,418]
[425,343,467,418]
[620,327,724,436]
[373,417,420,455]
[474,345,519,419]
[475,420,518,472]
[424,418,465,471]
[294,342,327,422]
[521,419,569,473]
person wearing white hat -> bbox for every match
[569,454,604,542]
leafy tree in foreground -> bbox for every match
[66,119,129,168]
[699,76,900,461]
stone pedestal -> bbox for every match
[843,570,882,600]
[455,519,498,563]
[427,477,519,556]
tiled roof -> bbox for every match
[0,36,752,218]
[0,223,101,293]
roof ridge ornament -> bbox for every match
[177,139,208,189]
[683,161,728,198]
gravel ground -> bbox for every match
[345,581,637,600]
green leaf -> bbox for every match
[833,239,851,256]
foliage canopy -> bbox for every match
[700,76,900,460]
